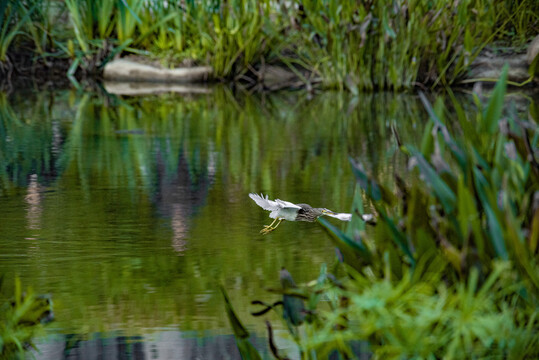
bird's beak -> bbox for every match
[322,209,336,215]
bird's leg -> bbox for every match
[261,219,283,235]
[273,219,283,230]
[263,218,278,229]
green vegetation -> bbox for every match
[223,69,539,358]
[1,0,538,89]
[0,277,53,359]
[1,69,537,357]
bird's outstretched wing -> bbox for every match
[275,199,301,209]
[249,193,281,211]
[249,193,301,211]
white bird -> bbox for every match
[249,193,373,234]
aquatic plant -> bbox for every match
[284,0,501,89]
[0,276,53,359]
[2,0,538,89]
[0,1,37,63]
[223,66,538,358]
[495,0,539,46]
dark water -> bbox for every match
[0,86,427,359]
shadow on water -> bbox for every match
[0,85,465,358]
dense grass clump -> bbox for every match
[1,0,538,89]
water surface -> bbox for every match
[0,87,427,358]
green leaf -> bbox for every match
[278,268,306,328]
[349,158,381,201]
[457,175,473,240]
[483,64,508,134]
[220,286,249,339]
[347,183,366,235]
[0,0,8,30]
[420,120,434,157]
[220,286,262,360]
[375,205,416,266]
[319,217,372,267]
[410,150,456,213]
[349,158,395,205]
[484,203,508,260]
[528,51,539,78]
[235,338,263,360]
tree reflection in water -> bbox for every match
[0,87,432,358]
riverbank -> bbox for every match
[2,1,538,92]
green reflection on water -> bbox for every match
[0,87,427,337]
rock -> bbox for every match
[526,34,539,65]
[103,58,213,83]
[259,65,304,90]
[467,49,529,83]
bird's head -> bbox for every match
[321,209,352,221]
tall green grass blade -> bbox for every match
[133,12,178,46]
[349,158,395,205]
[120,0,142,24]
[0,0,8,30]
[64,0,89,54]
[280,268,305,328]
[220,287,248,339]
[97,0,115,38]
[410,149,456,213]
[220,286,262,360]
[483,64,508,134]
[484,204,508,260]
[0,2,37,61]
[318,217,372,267]
[347,183,366,235]
[374,205,416,266]
[529,52,539,78]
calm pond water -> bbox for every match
[0,86,429,359]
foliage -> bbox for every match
[0,0,38,62]
[297,262,538,359]
[221,286,262,360]
[0,276,53,359]
[495,0,539,46]
[2,0,538,89]
[222,66,539,358]
[282,0,498,89]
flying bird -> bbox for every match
[249,193,373,234]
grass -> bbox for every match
[1,0,538,89]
